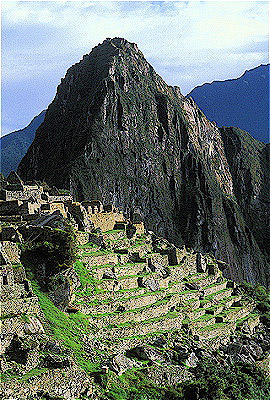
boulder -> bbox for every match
[152,336,167,348]
[43,341,62,355]
[126,346,167,363]
[185,282,200,291]
[152,236,174,253]
[108,354,136,375]
[41,354,70,369]
[138,277,160,291]
[173,345,189,361]
[24,317,45,334]
[102,270,116,280]
[196,253,207,273]
[49,268,81,310]
[185,352,199,368]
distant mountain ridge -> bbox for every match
[187,64,269,143]
[0,110,46,176]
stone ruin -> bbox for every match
[0,171,265,399]
[0,171,128,233]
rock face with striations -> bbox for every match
[18,38,269,286]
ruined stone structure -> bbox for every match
[71,227,259,352]
[0,174,267,399]
[0,171,125,233]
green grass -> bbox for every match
[199,322,229,331]
[74,286,166,307]
[77,242,99,249]
[193,314,214,322]
[216,306,242,318]
[187,275,209,284]
[75,286,146,302]
[205,280,226,289]
[102,310,182,331]
[103,229,123,234]
[184,298,199,304]
[236,312,259,327]
[73,260,99,288]
[91,296,172,319]
[182,318,190,325]
[91,262,143,270]
[82,249,112,257]
[200,288,232,306]
[130,241,149,248]
[32,281,100,373]
[0,368,48,383]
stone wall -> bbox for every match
[0,241,21,264]
[1,297,40,316]
[48,194,73,202]
[89,211,125,232]
[4,185,44,202]
[0,364,94,400]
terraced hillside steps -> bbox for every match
[70,225,260,349]
[0,181,265,399]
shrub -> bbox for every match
[21,225,76,289]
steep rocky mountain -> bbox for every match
[0,110,46,176]
[18,38,269,287]
[188,64,269,143]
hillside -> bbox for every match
[0,110,46,176]
[187,64,269,143]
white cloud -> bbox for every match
[1,0,268,134]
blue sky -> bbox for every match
[1,0,269,135]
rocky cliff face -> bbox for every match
[18,38,269,286]
[220,127,270,282]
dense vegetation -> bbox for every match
[21,225,76,289]
[97,360,270,400]
[241,282,270,326]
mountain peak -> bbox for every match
[102,37,140,52]
[84,37,142,63]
